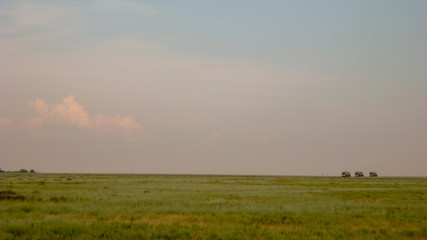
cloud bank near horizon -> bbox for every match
[26,95,141,132]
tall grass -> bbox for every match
[0,174,426,239]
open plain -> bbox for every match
[0,174,426,239]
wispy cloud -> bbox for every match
[27,95,141,132]
[92,0,158,16]
[0,0,158,48]
[0,117,15,131]
[0,2,73,32]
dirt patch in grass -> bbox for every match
[0,190,26,201]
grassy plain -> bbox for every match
[0,174,426,239]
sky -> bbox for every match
[1,0,426,176]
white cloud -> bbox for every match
[27,95,141,132]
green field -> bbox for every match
[0,174,426,239]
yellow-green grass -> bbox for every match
[0,174,426,239]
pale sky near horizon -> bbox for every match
[1,0,426,176]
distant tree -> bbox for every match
[19,169,28,173]
[29,169,36,173]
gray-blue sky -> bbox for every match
[1,0,426,176]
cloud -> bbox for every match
[27,95,141,132]
[93,0,158,16]
[0,1,157,35]
[0,0,158,57]
[0,117,15,131]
